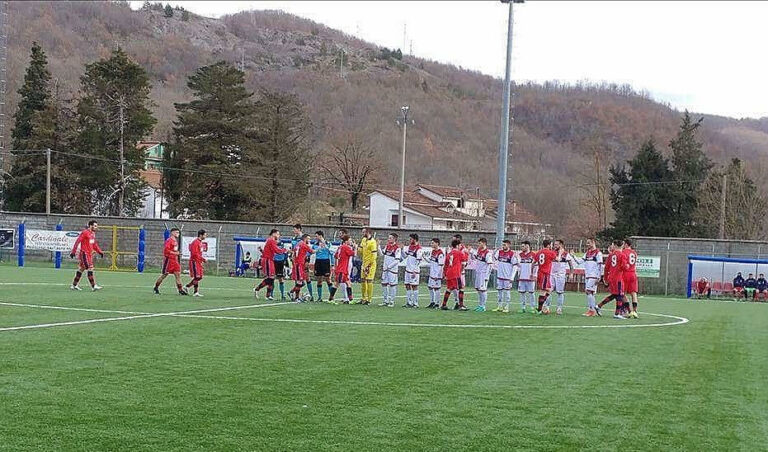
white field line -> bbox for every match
[0,302,289,332]
[171,309,689,330]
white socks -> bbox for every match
[477,291,487,307]
[557,292,565,308]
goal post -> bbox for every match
[96,224,146,272]
[686,255,768,298]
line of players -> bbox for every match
[241,225,641,320]
[67,221,640,319]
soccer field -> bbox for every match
[1,266,766,451]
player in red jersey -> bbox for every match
[441,239,468,311]
[153,227,188,296]
[254,229,288,300]
[184,229,207,297]
[452,234,470,308]
[622,238,640,319]
[69,220,104,291]
[334,235,356,304]
[533,239,558,313]
[596,240,627,319]
[289,234,314,302]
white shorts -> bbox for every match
[585,277,599,293]
[518,280,535,293]
[404,271,420,286]
[496,278,513,291]
[553,274,566,294]
[475,278,489,291]
[381,268,399,286]
[428,277,442,290]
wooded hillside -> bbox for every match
[6,1,768,234]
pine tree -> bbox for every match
[668,111,712,236]
[4,43,52,212]
[74,48,156,216]
[181,8,190,21]
[164,3,173,18]
[253,89,312,222]
[11,42,51,150]
[165,61,260,220]
[603,139,676,239]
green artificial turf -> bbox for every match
[0,265,766,451]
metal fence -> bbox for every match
[632,236,768,296]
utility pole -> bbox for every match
[0,0,8,191]
[118,97,125,217]
[719,172,727,239]
[495,0,521,248]
[396,106,412,228]
[45,148,51,215]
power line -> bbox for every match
[0,149,374,195]
[0,149,713,193]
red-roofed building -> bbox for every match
[367,184,550,236]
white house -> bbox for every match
[367,184,550,236]
[367,189,481,230]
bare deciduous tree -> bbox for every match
[320,139,380,211]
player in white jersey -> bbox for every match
[493,239,517,313]
[379,233,402,307]
[469,237,493,312]
[426,238,445,309]
[402,233,423,308]
[573,238,603,316]
[516,240,537,313]
[551,239,578,315]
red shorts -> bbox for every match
[609,278,624,296]
[78,251,94,270]
[623,273,638,293]
[189,260,204,279]
[261,258,276,279]
[162,256,181,274]
[537,272,552,291]
[292,263,307,282]
[446,277,463,291]
[335,272,350,285]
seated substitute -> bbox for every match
[744,273,758,300]
[695,277,711,299]
[732,272,745,299]
[756,273,768,301]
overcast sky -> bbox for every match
[130,1,768,119]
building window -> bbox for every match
[446,221,454,229]
[457,198,465,208]
[391,214,399,227]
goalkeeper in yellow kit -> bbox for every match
[359,228,378,305]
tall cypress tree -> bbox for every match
[75,48,156,216]
[165,61,261,220]
[668,111,712,236]
[4,43,53,212]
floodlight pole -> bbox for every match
[495,0,520,248]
